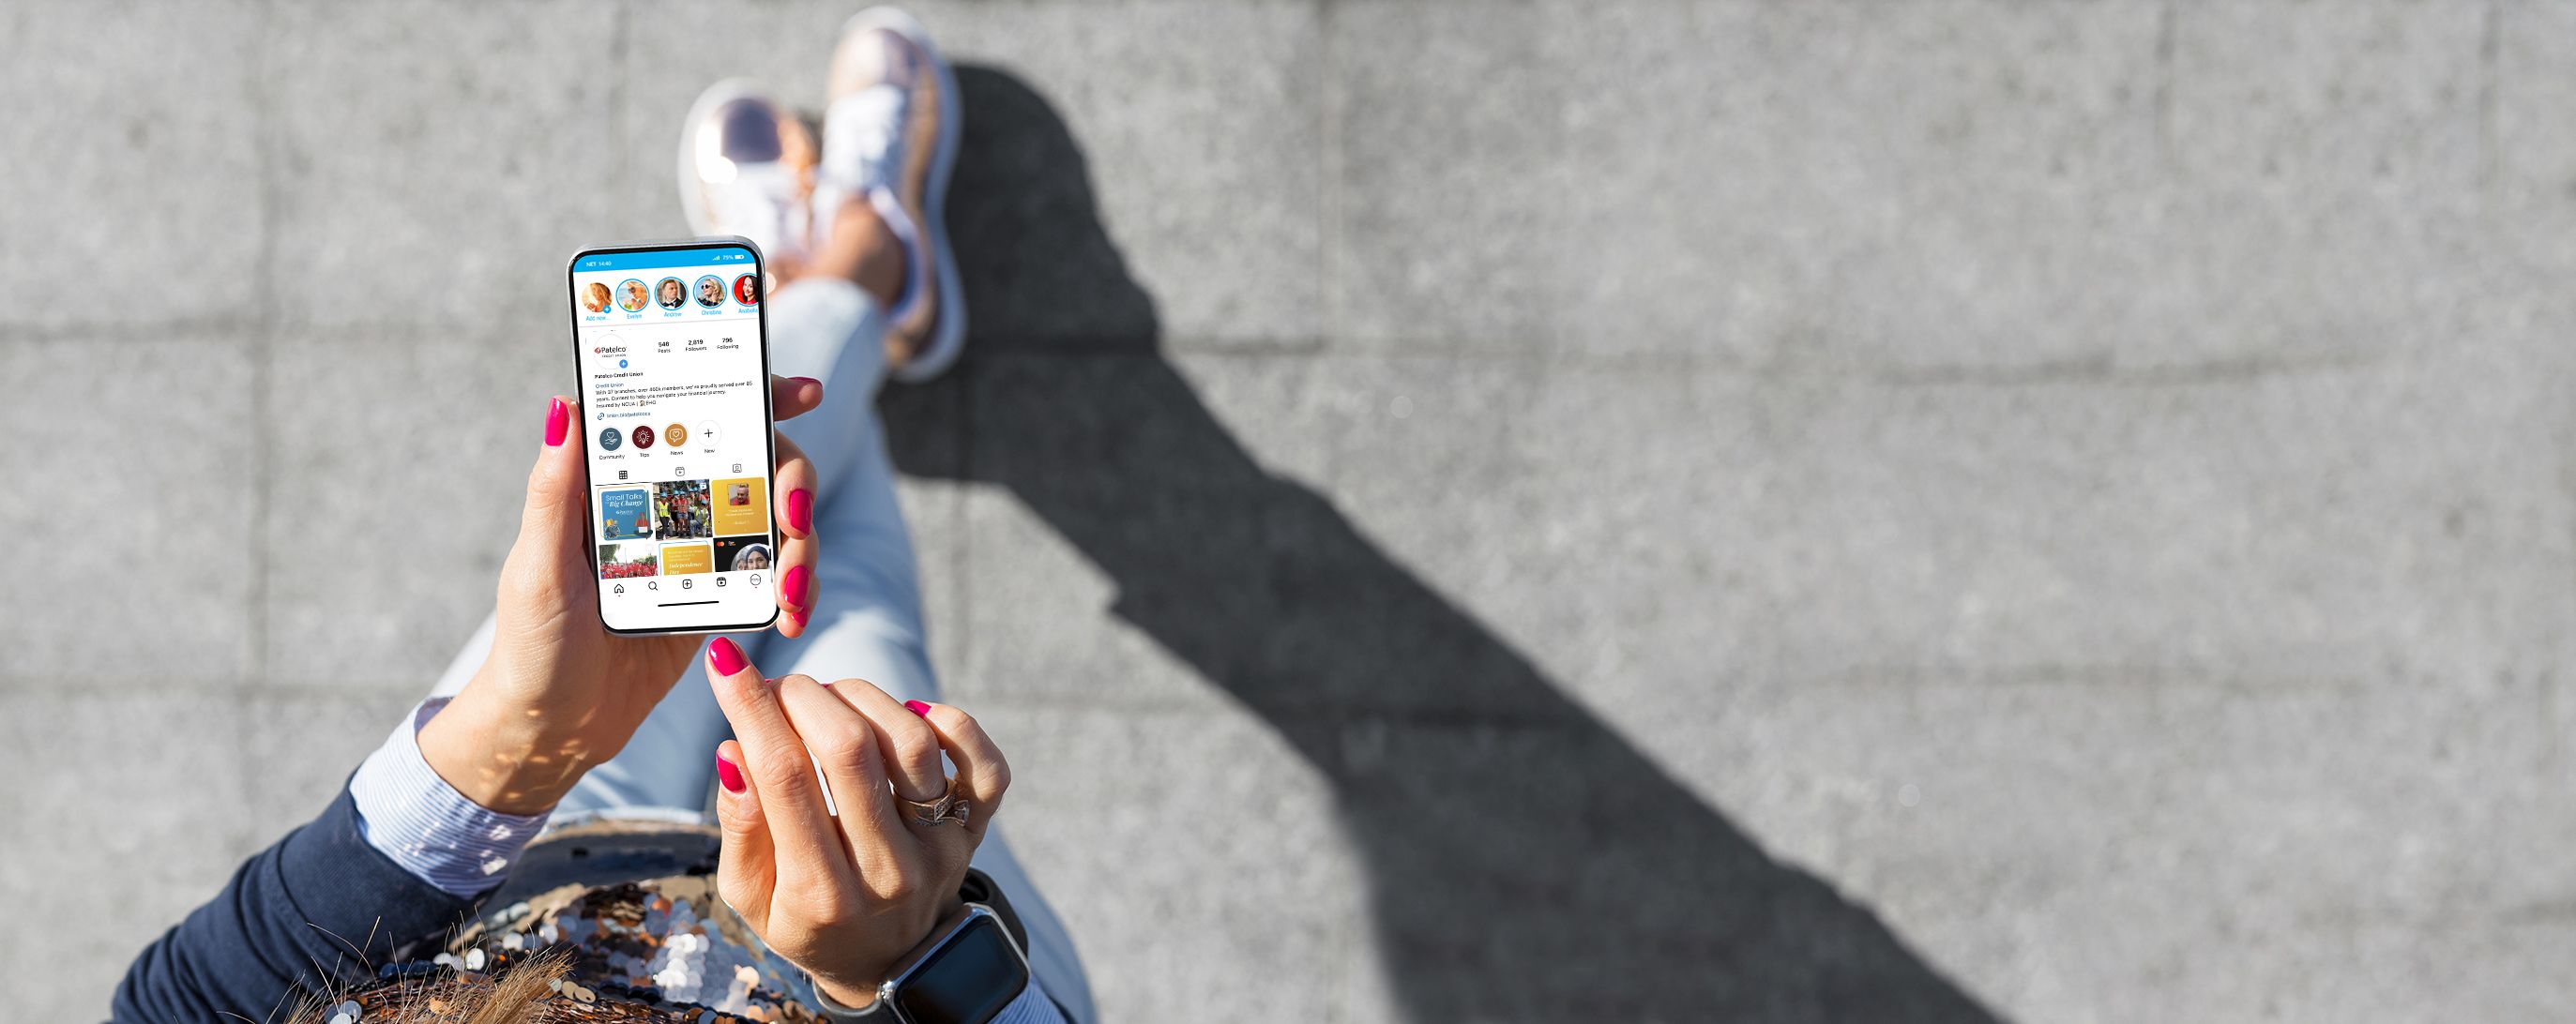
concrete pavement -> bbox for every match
[7,1,2574,1020]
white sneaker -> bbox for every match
[815,8,964,383]
[678,80,815,275]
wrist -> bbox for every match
[809,894,972,1016]
[814,976,882,1014]
[417,675,592,815]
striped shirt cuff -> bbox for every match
[348,698,553,898]
[992,984,1069,1024]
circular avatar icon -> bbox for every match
[616,279,648,312]
[630,424,656,449]
[734,273,760,305]
[694,275,725,308]
[598,427,622,451]
[656,277,687,310]
[664,423,689,447]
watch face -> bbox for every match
[894,914,1027,1024]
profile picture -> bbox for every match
[582,281,612,313]
[728,542,773,572]
[728,482,750,506]
[695,275,725,308]
[733,273,760,305]
[617,279,648,312]
[656,277,687,309]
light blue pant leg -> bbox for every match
[428,276,1094,1022]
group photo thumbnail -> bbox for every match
[654,479,711,539]
[598,541,658,580]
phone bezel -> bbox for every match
[565,237,781,637]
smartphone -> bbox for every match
[566,238,779,635]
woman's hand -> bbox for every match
[417,380,826,815]
[701,637,1010,1009]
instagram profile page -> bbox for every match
[570,245,776,632]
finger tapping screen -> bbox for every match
[569,243,776,633]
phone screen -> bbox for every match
[567,241,778,634]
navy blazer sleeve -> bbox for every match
[111,788,486,1023]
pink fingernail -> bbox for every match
[903,700,932,717]
[716,753,746,794]
[787,489,812,533]
[707,636,748,676]
[783,565,811,607]
[794,375,822,391]
[544,398,569,446]
[791,606,809,629]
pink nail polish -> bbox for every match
[787,489,812,533]
[707,636,748,676]
[903,700,932,717]
[794,375,822,391]
[783,565,811,607]
[716,754,746,794]
[544,397,569,446]
[791,606,809,629]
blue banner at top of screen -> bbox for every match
[574,246,757,273]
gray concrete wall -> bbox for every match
[3,1,2567,1020]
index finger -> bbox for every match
[704,637,856,889]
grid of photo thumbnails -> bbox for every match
[597,476,774,581]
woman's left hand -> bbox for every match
[416,378,826,815]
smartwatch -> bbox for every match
[810,902,1033,1023]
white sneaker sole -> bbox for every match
[676,78,786,241]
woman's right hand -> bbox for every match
[701,637,1012,1010]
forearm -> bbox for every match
[114,700,553,1022]
[111,790,480,1023]
[417,665,604,815]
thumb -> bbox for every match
[494,397,590,631]
[518,396,586,547]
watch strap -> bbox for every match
[807,872,1038,1023]
[957,867,1031,954]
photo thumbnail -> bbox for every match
[695,275,725,308]
[712,475,767,536]
[714,535,774,572]
[661,543,713,575]
[599,489,652,540]
[617,279,648,312]
[654,478,713,539]
[599,542,658,580]
[656,277,687,309]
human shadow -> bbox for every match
[878,66,2008,1022]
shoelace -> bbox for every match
[818,84,908,201]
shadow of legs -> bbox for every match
[874,66,2007,1023]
